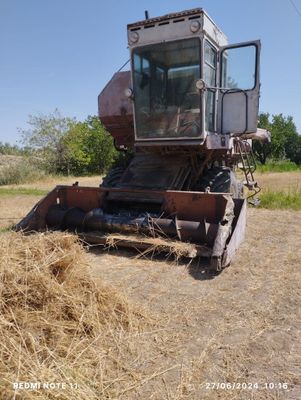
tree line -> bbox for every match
[19,109,119,175]
[1,110,300,176]
[253,113,301,165]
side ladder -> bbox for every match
[234,138,261,205]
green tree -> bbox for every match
[279,115,301,164]
[253,113,272,164]
[20,109,76,174]
[270,114,294,160]
[253,113,301,164]
[20,110,117,175]
[291,135,301,164]
[63,116,117,175]
[84,116,117,174]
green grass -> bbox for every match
[259,189,301,210]
[0,188,48,196]
[257,160,301,173]
[0,226,13,233]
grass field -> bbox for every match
[256,171,301,210]
[256,171,301,192]
[0,176,101,229]
[0,171,300,399]
[0,171,300,230]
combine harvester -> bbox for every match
[18,8,269,271]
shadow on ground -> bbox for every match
[87,244,219,281]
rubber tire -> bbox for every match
[101,166,125,188]
[195,166,243,198]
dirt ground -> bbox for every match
[0,195,41,228]
[87,208,301,399]
[0,173,300,399]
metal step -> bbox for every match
[238,162,256,171]
[243,180,258,189]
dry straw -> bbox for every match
[0,231,149,399]
[104,232,199,261]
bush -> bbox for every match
[0,159,47,185]
[21,111,118,176]
[63,116,118,176]
[254,113,301,165]
[256,160,300,173]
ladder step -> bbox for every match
[238,162,256,169]
[248,198,261,206]
[243,180,257,189]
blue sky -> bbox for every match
[1,0,301,144]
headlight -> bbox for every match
[129,31,139,44]
[190,20,200,33]
[124,88,133,99]
[195,79,206,90]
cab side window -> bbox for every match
[204,41,217,131]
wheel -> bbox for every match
[194,166,243,198]
[100,166,125,188]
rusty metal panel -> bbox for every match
[57,186,106,211]
[18,186,231,229]
[127,9,204,49]
[16,189,59,231]
[222,199,246,267]
[128,8,203,29]
[163,191,228,222]
[56,186,230,223]
[98,71,134,147]
[16,185,246,269]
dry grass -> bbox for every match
[257,171,301,192]
[1,175,101,191]
[89,208,301,399]
[0,172,301,399]
[0,155,47,185]
[0,231,158,399]
[0,155,23,168]
[0,195,42,229]
[104,232,201,260]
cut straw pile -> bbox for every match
[104,233,200,260]
[0,231,149,399]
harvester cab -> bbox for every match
[17,9,269,271]
[100,9,263,145]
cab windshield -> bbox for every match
[133,38,201,139]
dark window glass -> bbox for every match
[221,45,256,90]
[204,41,217,132]
[132,38,201,139]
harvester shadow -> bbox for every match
[187,262,219,280]
[87,245,219,281]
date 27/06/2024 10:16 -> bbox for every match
[204,382,289,391]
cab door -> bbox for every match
[218,40,260,134]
